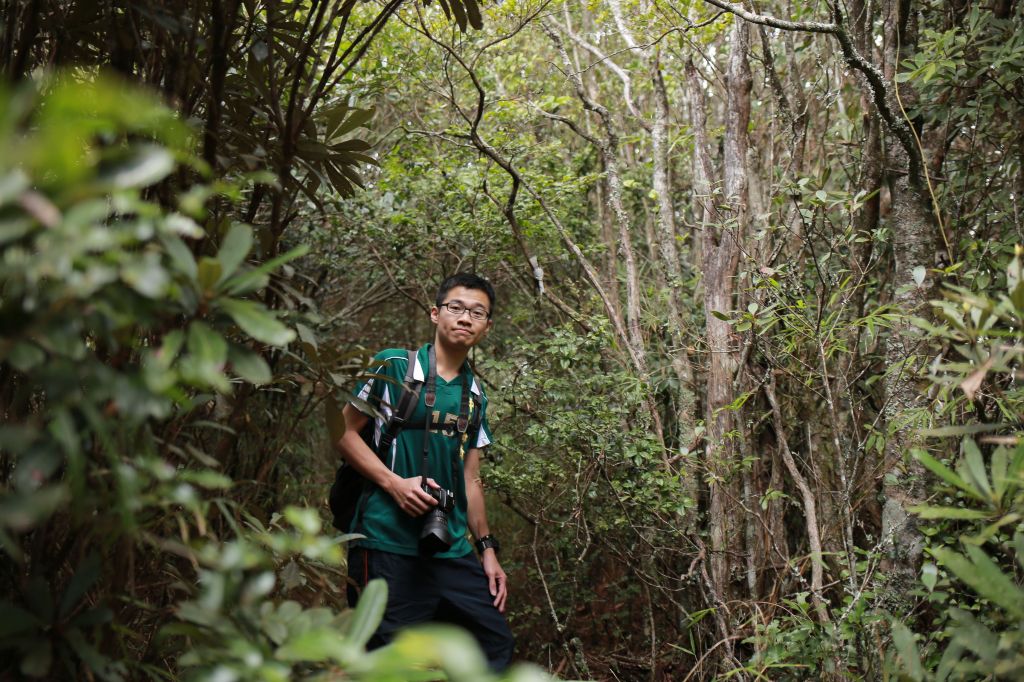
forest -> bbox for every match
[1,0,1023,680]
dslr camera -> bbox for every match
[419,484,456,555]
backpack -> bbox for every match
[329,349,421,532]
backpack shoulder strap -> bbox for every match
[374,349,422,456]
[394,348,421,423]
[470,392,483,433]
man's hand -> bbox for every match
[482,550,507,613]
[388,476,439,516]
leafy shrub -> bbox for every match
[886,252,1024,680]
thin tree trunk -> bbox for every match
[708,15,750,597]
[879,0,938,590]
[686,19,752,675]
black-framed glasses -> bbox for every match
[439,301,490,321]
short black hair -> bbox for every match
[436,272,496,314]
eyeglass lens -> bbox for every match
[444,302,488,320]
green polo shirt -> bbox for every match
[349,344,492,558]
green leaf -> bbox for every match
[908,505,990,520]
[180,322,229,392]
[283,506,321,535]
[326,161,355,196]
[992,445,1010,504]
[296,323,318,351]
[321,101,352,139]
[163,235,197,280]
[26,575,54,622]
[0,602,42,637]
[912,449,984,501]
[345,578,387,649]
[464,0,483,30]
[0,485,69,532]
[921,562,938,592]
[216,223,253,282]
[0,169,29,204]
[935,638,965,682]
[329,139,372,152]
[276,627,349,663]
[163,212,204,238]
[20,639,53,678]
[948,608,998,667]
[197,257,222,293]
[961,438,993,501]
[65,628,125,680]
[71,606,113,628]
[179,470,232,490]
[386,625,491,679]
[220,299,295,346]
[446,0,469,32]
[329,107,375,141]
[921,423,1010,437]
[121,252,169,298]
[58,552,101,619]
[187,321,227,367]
[890,620,924,682]
[222,243,309,296]
[229,346,272,385]
[98,144,175,188]
[8,342,45,372]
[934,545,1024,619]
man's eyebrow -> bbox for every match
[446,299,489,310]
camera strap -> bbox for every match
[421,345,437,483]
[420,344,472,485]
[375,349,420,458]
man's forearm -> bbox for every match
[466,479,491,539]
[464,447,492,539]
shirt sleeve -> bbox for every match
[350,350,405,420]
[471,393,493,450]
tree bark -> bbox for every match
[686,19,752,672]
[652,49,697,455]
[878,0,938,590]
[707,16,750,597]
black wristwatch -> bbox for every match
[475,534,500,554]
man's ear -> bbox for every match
[430,306,440,324]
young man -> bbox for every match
[336,273,514,670]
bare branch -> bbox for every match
[700,0,837,33]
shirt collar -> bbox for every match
[413,344,481,396]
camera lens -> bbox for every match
[418,486,455,554]
[419,508,452,554]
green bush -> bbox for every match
[886,251,1024,681]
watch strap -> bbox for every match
[475,534,500,554]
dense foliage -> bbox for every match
[1,0,1023,680]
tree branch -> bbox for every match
[698,0,924,183]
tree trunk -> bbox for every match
[651,48,698,493]
[879,0,938,591]
[688,18,752,672]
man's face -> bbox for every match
[431,286,493,349]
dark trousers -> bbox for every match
[347,547,515,672]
